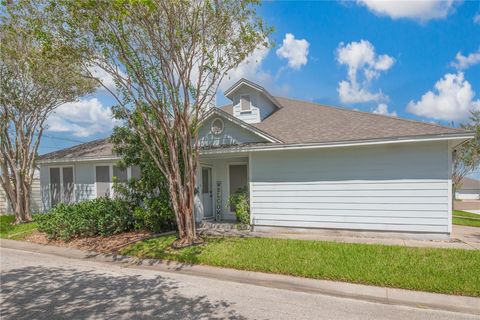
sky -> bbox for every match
[39,0,480,175]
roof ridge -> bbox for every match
[273,96,464,132]
[39,137,110,159]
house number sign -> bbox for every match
[215,181,222,221]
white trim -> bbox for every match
[94,164,133,198]
[227,162,249,215]
[447,140,453,234]
[248,152,253,226]
[200,166,214,218]
[210,117,225,135]
[200,133,475,155]
[224,78,282,109]
[37,156,121,165]
[200,108,283,143]
[239,94,252,113]
[48,165,76,207]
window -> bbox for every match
[95,166,111,197]
[240,95,251,112]
[211,118,224,135]
[49,166,75,207]
[131,166,141,180]
[113,166,128,183]
[95,164,140,198]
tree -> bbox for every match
[51,0,271,247]
[0,1,97,223]
[452,110,480,201]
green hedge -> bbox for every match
[36,198,135,241]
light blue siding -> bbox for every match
[231,86,277,124]
[250,141,451,234]
[198,114,266,147]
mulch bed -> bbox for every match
[23,230,154,253]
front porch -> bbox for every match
[194,152,250,223]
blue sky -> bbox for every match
[41,1,480,177]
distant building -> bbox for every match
[455,177,480,200]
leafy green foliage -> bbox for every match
[227,187,250,226]
[111,111,176,233]
[453,111,480,195]
[36,198,134,241]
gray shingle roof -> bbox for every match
[39,96,467,161]
[38,138,114,161]
[221,96,464,143]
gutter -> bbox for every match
[36,155,121,165]
[200,132,475,155]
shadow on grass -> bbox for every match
[0,265,247,320]
[118,236,229,265]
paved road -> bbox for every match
[0,247,477,320]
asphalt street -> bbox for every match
[0,247,477,320]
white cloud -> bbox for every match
[336,40,395,104]
[451,49,480,70]
[276,33,310,70]
[373,103,397,117]
[474,12,480,24]
[407,72,480,121]
[220,45,272,91]
[47,98,118,137]
[356,0,455,22]
[87,65,127,92]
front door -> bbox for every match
[201,167,213,218]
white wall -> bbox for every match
[1,175,42,215]
[40,160,117,211]
[250,141,451,234]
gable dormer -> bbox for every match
[224,78,281,124]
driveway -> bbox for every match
[0,247,477,320]
[453,225,480,249]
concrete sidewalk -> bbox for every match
[1,238,479,315]
[201,225,480,250]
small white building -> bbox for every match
[455,177,480,200]
[0,169,42,215]
[36,79,474,238]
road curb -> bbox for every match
[1,238,479,315]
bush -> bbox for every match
[132,198,176,233]
[227,187,250,227]
[37,198,134,241]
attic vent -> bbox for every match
[211,118,224,135]
[240,95,251,112]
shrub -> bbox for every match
[113,175,175,233]
[132,198,176,233]
[37,198,134,241]
[227,187,250,227]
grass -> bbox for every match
[453,210,480,227]
[122,235,480,297]
[0,215,38,240]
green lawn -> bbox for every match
[453,210,480,227]
[0,215,38,240]
[122,235,480,297]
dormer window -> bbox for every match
[240,95,252,113]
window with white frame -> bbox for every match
[239,95,252,112]
[95,165,140,198]
[49,166,75,207]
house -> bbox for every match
[0,169,42,215]
[37,78,474,238]
[455,177,480,200]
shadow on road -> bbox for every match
[0,266,247,319]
